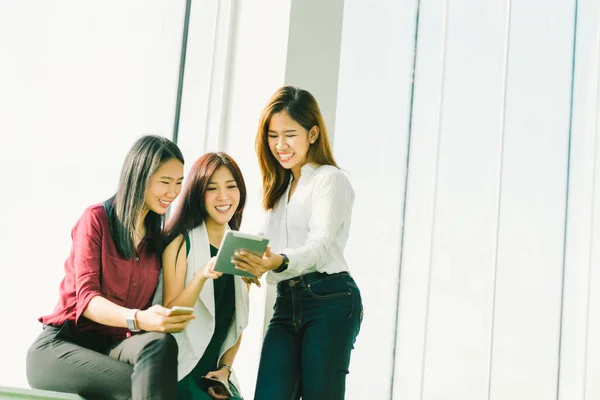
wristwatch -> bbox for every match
[126,309,141,332]
[219,363,232,379]
[274,254,289,273]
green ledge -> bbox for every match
[0,387,85,400]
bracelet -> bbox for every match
[219,363,232,379]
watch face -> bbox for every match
[127,309,140,332]
[127,319,136,331]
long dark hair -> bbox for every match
[164,152,247,251]
[105,135,184,258]
[255,86,337,210]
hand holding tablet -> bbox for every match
[214,231,269,278]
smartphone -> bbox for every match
[170,306,194,316]
[199,376,233,397]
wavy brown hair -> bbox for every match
[164,152,247,253]
[255,86,337,210]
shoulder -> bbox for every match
[314,165,350,180]
[165,234,185,252]
[74,203,107,231]
[312,165,354,193]
[84,203,106,219]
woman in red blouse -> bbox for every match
[26,135,192,400]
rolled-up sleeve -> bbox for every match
[284,170,355,276]
[73,209,104,323]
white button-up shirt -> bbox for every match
[262,163,355,284]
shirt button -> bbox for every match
[132,282,137,287]
[135,256,140,261]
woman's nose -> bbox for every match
[217,188,229,200]
[277,136,287,149]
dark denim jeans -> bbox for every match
[254,271,363,400]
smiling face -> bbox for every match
[204,166,241,229]
[268,111,318,179]
[143,157,184,215]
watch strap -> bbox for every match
[274,254,289,273]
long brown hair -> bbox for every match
[255,86,337,209]
[164,152,247,251]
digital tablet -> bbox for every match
[214,231,269,277]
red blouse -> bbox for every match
[40,204,161,341]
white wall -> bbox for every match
[0,0,185,389]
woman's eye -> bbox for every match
[207,187,216,191]
[227,185,238,189]
[286,135,296,138]
[160,181,169,185]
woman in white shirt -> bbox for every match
[233,86,363,399]
[155,152,249,399]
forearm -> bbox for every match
[82,295,131,328]
[284,240,325,276]
[164,272,207,309]
[219,334,242,367]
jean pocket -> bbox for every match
[306,276,353,300]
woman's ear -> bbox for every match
[309,126,320,144]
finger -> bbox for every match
[207,387,227,399]
[152,305,174,316]
[232,252,255,264]
[205,371,217,379]
[231,260,245,270]
[165,321,192,333]
[237,250,262,263]
[164,314,195,325]
[232,259,253,271]
[208,388,228,400]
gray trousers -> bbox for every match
[26,322,178,400]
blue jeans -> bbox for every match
[254,272,363,400]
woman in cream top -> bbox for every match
[155,152,249,399]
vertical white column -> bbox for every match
[558,1,600,398]
[284,0,345,138]
[392,0,449,398]
[415,0,510,399]
[489,0,576,399]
